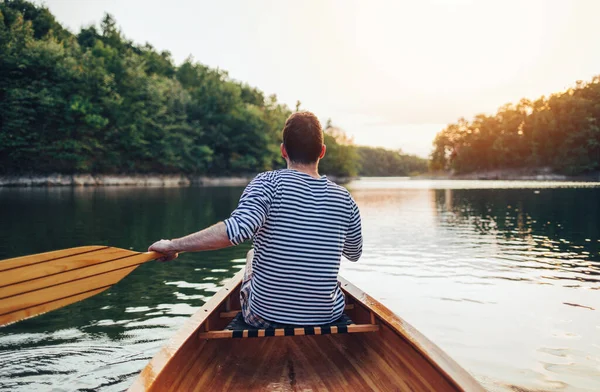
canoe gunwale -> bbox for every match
[128,268,245,391]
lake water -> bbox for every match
[0,178,599,391]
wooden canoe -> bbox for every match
[129,269,483,391]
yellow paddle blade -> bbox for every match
[0,246,160,326]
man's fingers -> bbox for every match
[148,239,179,261]
[149,239,176,254]
[157,252,178,262]
[148,241,164,253]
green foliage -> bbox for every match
[0,1,421,178]
[357,147,428,176]
[319,125,428,177]
[319,125,359,177]
[431,79,600,175]
[0,1,290,175]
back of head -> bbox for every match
[282,112,324,164]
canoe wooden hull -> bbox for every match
[129,269,483,391]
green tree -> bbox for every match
[358,147,427,176]
[0,1,422,178]
[319,123,359,177]
[431,77,600,175]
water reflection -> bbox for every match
[0,182,599,391]
[341,182,600,392]
[434,188,600,289]
[0,186,250,391]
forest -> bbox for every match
[0,0,426,178]
[430,77,600,175]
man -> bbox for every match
[148,111,362,327]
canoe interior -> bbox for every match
[129,269,482,392]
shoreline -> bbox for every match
[0,174,253,187]
[1,170,598,187]
[0,173,355,187]
[418,168,600,182]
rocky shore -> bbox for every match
[0,174,254,187]
[0,173,354,187]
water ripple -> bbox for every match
[1,182,599,391]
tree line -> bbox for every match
[430,77,600,175]
[0,1,427,178]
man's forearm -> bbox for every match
[171,222,232,252]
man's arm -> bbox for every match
[148,174,273,261]
[148,222,231,261]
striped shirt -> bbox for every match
[224,169,362,325]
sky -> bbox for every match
[34,0,600,157]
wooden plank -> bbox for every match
[128,269,245,392]
[154,334,440,391]
[0,266,137,316]
[197,324,379,340]
[0,246,108,272]
[339,275,484,392]
[219,310,240,318]
[0,247,139,288]
[372,323,446,391]
[326,331,412,390]
[298,335,375,390]
[0,287,109,326]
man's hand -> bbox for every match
[148,239,179,262]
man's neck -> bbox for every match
[287,162,321,179]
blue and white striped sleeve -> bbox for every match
[224,174,274,246]
[343,196,362,262]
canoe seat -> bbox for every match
[198,312,379,340]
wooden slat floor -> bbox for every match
[163,332,456,392]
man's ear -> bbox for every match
[319,144,326,159]
[280,143,288,159]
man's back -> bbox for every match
[225,169,362,325]
[148,111,363,327]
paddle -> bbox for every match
[0,246,162,327]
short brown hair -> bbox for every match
[282,112,323,164]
